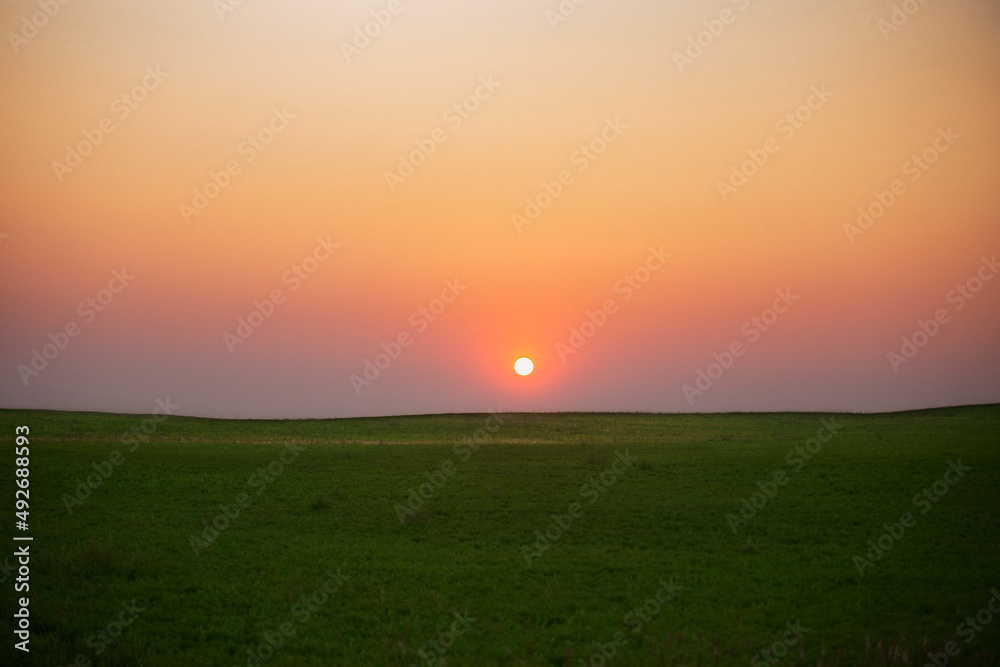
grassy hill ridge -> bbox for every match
[1,406,998,665]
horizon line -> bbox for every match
[1,402,997,423]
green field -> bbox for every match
[1,406,999,666]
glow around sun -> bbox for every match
[514,357,533,376]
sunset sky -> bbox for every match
[1,0,998,418]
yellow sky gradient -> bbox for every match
[1,0,999,416]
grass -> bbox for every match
[1,405,998,665]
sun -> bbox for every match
[514,357,534,376]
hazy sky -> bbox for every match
[1,0,999,418]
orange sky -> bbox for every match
[1,0,999,417]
